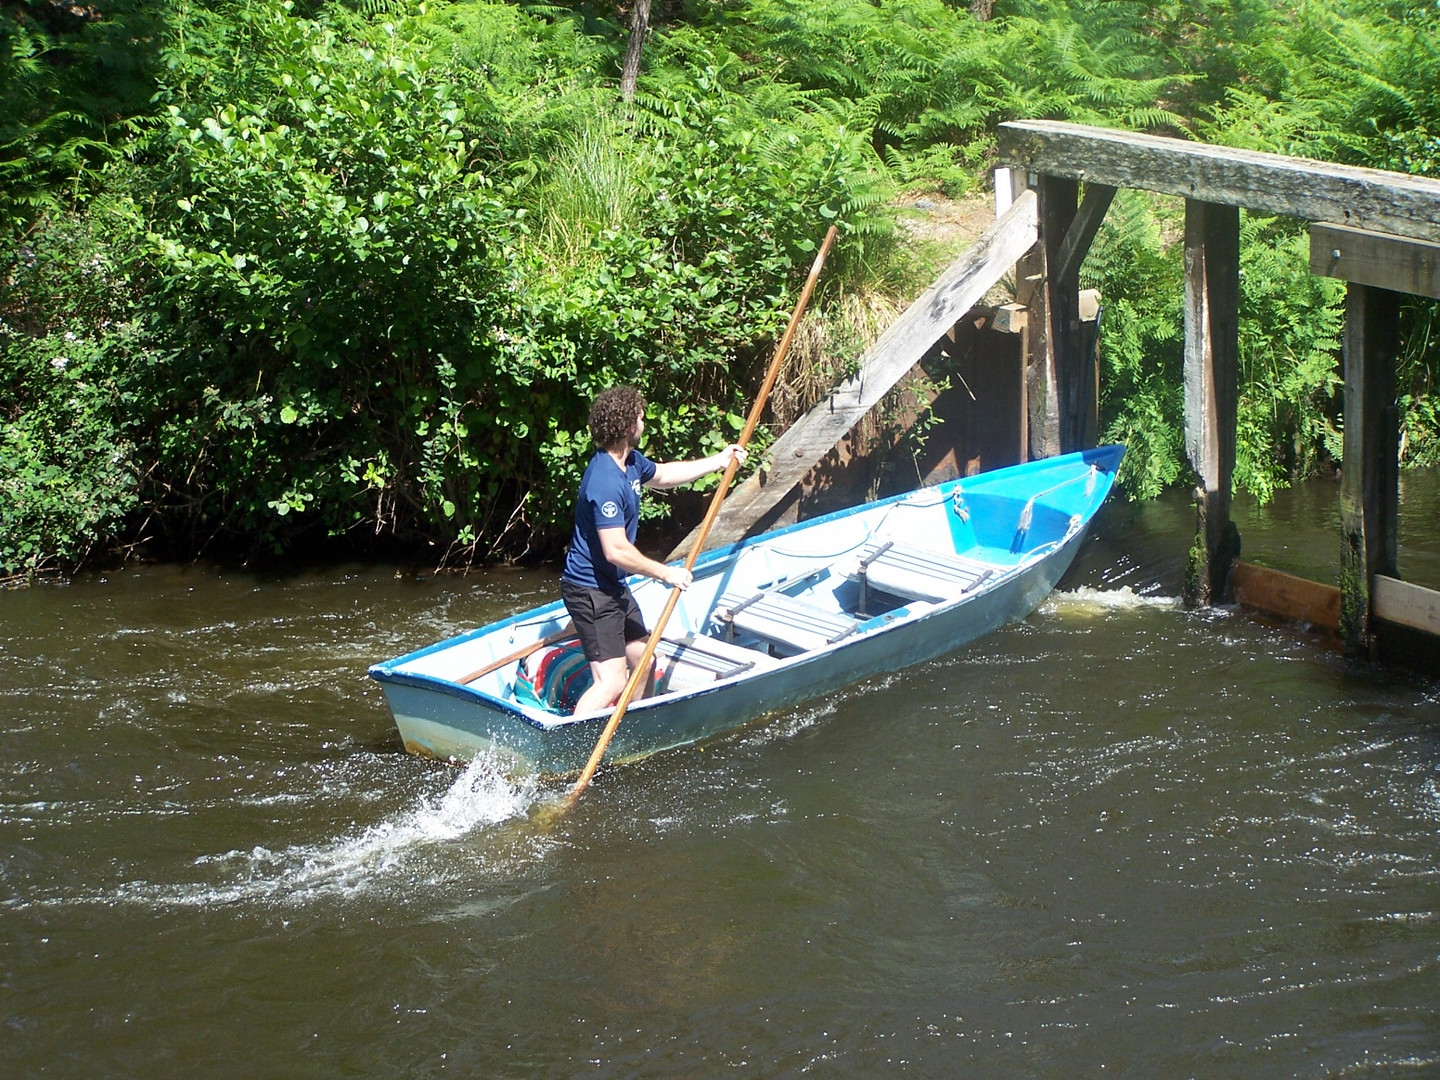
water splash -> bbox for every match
[1041,585,1182,617]
[116,754,545,909]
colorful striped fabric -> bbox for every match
[515,641,594,714]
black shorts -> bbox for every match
[560,580,649,663]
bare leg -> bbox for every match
[572,656,628,715]
[625,637,656,698]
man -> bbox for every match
[561,385,746,714]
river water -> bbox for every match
[2,472,1438,1079]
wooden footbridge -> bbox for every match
[677,119,1440,665]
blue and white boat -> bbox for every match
[369,445,1125,775]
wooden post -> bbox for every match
[1182,200,1241,607]
[1339,283,1401,652]
[1015,188,1049,462]
[1030,178,1113,457]
[1020,175,1078,459]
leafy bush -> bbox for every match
[519,65,899,533]
[0,197,148,574]
[123,4,898,564]
[139,8,526,557]
[1086,192,1187,500]
[1233,219,1345,502]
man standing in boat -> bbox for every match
[561,385,746,714]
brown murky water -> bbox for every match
[2,472,1438,1078]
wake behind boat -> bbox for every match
[369,445,1125,775]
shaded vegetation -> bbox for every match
[2,0,1439,575]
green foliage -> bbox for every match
[688,0,1190,166]
[5,0,1440,573]
[99,1,896,566]
[1088,197,1345,505]
[139,5,528,556]
[519,66,897,531]
[1086,192,1187,500]
[1233,219,1345,502]
[0,195,148,574]
[1398,298,1440,466]
[0,334,142,575]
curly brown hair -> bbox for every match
[588,385,645,449]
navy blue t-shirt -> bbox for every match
[561,448,657,593]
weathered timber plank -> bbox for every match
[1014,199,1051,460]
[1311,224,1440,300]
[1183,200,1240,606]
[666,190,1040,560]
[1373,575,1440,637]
[998,120,1440,244]
[1182,201,1239,485]
[1041,176,1100,455]
[1232,562,1341,632]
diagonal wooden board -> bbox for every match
[668,190,1039,561]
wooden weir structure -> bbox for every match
[674,120,1440,666]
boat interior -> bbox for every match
[522,483,1084,712]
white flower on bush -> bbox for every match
[51,357,68,371]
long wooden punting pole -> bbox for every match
[563,224,840,810]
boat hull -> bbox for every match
[375,524,1090,776]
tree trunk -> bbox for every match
[969,0,994,21]
[620,0,652,102]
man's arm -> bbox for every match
[597,527,693,589]
[647,445,747,490]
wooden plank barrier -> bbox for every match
[1231,561,1341,633]
[1372,575,1440,637]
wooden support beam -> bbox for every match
[1372,576,1440,637]
[1053,183,1116,286]
[1232,562,1341,633]
[1339,284,1401,652]
[1183,200,1241,607]
[1039,175,1086,456]
[998,120,1440,243]
[1015,197,1051,461]
[1310,224,1440,300]
[667,190,1040,560]
[1039,181,1112,456]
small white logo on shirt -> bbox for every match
[600,501,619,519]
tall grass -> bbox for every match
[518,109,659,276]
